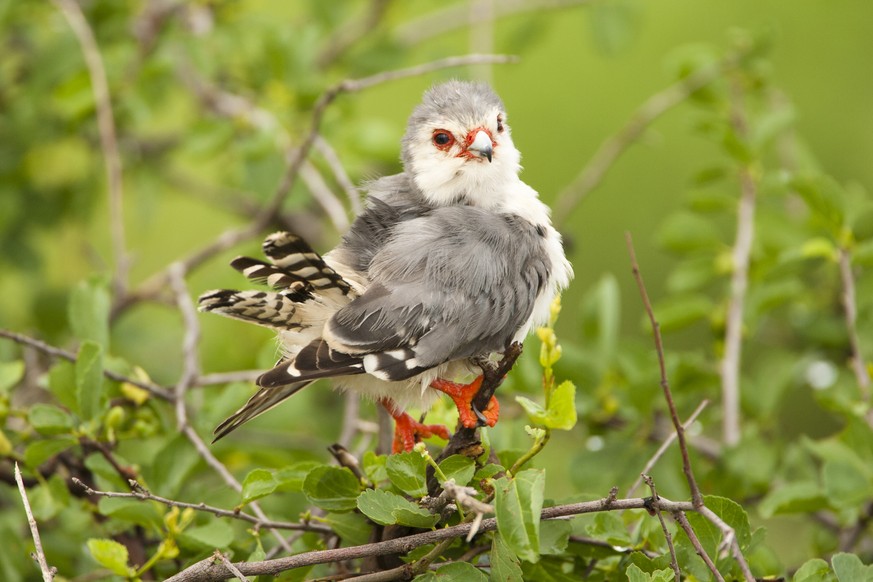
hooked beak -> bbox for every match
[467,130,493,163]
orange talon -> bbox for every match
[430,376,500,429]
[380,399,450,453]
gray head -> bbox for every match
[401,80,522,207]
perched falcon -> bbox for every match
[199,80,572,452]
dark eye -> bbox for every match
[433,131,453,147]
[497,116,504,133]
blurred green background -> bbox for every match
[2,0,873,579]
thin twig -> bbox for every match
[553,50,748,225]
[628,400,709,497]
[165,495,697,581]
[15,463,56,582]
[71,478,330,534]
[696,505,755,582]
[838,247,871,402]
[0,329,173,401]
[337,392,362,448]
[195,370,264,387]
[720,78,757,446]
[674,511,725,582]
[313,135,363,214]
[642,475,680,581]
[625,233,704,508]
[169,263,200,429]
[315,0,392,68]
[53,0,128,297]
[214,551,248,582]
[567,536,658,559]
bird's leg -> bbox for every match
[430,376,500,429]
[379,399,450,453]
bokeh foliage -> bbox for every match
[1,1,873,580]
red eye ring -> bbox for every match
[432,130,455,149]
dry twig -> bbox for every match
[15,463,56,582]
[642,474,681,582]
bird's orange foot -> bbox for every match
[380,399,451,453]
[430,376,500,429]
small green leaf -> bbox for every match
[48,360,78,412]
[241,468,278,504]
[363,451,388,482]
[793,558,831,582]
[386,451,427,497]
[439,455,476,487]
[322,512,372,546]
[275,461,321,492]
[543,381,577,430]
[587,512,632,546]
[627,564,675,582]
[75,341,104,421]
[87,538,134,577]
[832,552,873,582]
[24,436,77,468]
[491,533,523,581]
[686,496,752,556]
[146,435,201,498]
[494,469,545,563]
[356,488,437,528]
[0,360,24,393]
[424,561,488,581]
[98,497,163,530]
[539,519,571,555]
[69,277,110,348]
[823,459,873,509]
[28,404,74,435]
[304,466,361,512]
[516,396,547,424]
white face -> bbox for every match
[406,105,522,208]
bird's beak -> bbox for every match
[467,130,493,163]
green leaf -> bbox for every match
[823,459,873,509]
[386,451,428,497]
[363,451,388,482]
[793,558,832,582]
[516,396,547,424]
[356,488,437,528]
[146,435,201,498]
[241,468,278,504]
[98,497,163,530]
[539,519,571,555]
[69,277,110,348]
[322,512,372,546]
[686,496,752,556]
[494,469,545,563]
[439,455,476,487]
[75,341,104,421]
[304,466,361,512]
[87,538,134,577]
[832,553,873,582]
[0,360,24,393]
[48,360,78,412]
[28,404,74,435]
[491,533,523,581]
[30,475,71,521]
[542,381,577,430]
[275,461,321,492]
[586,512,632,546]
[24,436,77,468]
[652,294,714,332]
[656,211,723,253]
[423,562,488,581]
[177,521,235,550]
[627,564,675,582]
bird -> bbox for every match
[199,80,572,452]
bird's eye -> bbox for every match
[497,116,504,133]
[432,131,454,148]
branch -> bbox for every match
[674,511,725,582]
[15,463,56,582]
[53,0,128,297]
[553,49,749,225]
[71,478,331,534]
[625,233,704,508]
[642,475,680,582]
[0,329,173,401]
[165,494,697,581]
[435,342,523,465]
[627,400,709,497]
[720,77,758,446]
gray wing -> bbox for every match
[325,205,550,381]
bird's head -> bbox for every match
[401,80,522,208]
